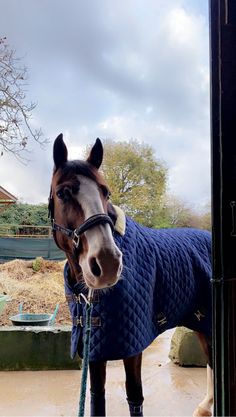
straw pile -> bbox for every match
[0,258,71,326]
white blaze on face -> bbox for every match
[76,175,114,251]
[75,175,122,288]
[77,175,104,218]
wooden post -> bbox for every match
[210,1,236,415]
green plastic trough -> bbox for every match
[10,303,59,326]
[0,294,10,315]
[10,313,53,326]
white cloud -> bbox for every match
[0,0,210,209]
[67,145,85,161]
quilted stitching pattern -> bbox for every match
[64,217,212,361]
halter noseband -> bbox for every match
[52,213,114,249]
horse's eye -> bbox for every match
[101,186,111,200]
[56,189,64,200]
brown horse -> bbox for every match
[49,134,213,417]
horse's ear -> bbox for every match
[87,138,103,169]
[53,133,68,170]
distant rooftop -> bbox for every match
[0,186,17,204]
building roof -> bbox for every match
[0,186,17,204]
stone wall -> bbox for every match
[0,326,81,370]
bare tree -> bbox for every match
[0,37,46,157]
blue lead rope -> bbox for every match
[78,292,93,417]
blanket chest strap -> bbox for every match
[66,292,100,304]
[73,316,101,327]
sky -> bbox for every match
[0,0,210,211]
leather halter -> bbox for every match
[52,213,114,249]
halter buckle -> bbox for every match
[73,230,80,248]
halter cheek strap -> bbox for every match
[52,213,114,249]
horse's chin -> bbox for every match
[83,273,120,290]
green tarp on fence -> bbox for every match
[0,237,65,260]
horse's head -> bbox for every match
[49,134,123,289]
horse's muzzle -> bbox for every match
[81,247,123,289]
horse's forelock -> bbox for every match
[53,159,109,191]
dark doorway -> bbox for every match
[210,1,236,415]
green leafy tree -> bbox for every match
[197,203,211,231]
[95,139,167,227]
[161,195,194,228]
[158,196,211,230]
[0,203,49,226]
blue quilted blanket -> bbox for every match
[64,216,212,361]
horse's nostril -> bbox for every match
[89,257,102,277]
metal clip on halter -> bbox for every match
[73,230,80,248]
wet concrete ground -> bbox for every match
[0,330,206,416]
